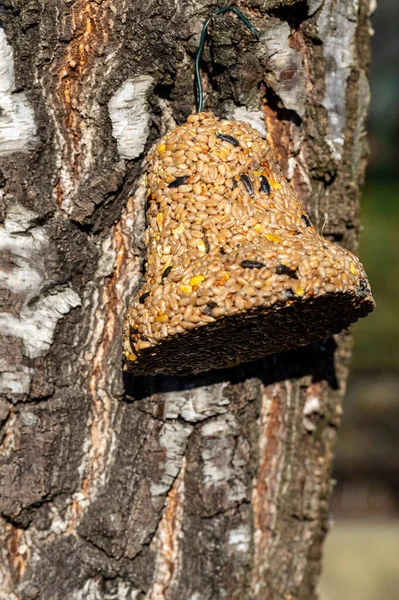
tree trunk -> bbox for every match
[0,1,373,598]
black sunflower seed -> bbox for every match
[203,301,217,316]
[139,292,150,304]
[275,264,298,279]
[301,214,311,227]
[260,175,271,195]
[240,174,254,197]
[241,260,265,269]
[130,326,139,336]
[356,279,370,298]
[217,133,240,147]
[285,289,296,299]
[162,265,172,280]
[168,176,189,188]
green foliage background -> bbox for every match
[353,182,399,370]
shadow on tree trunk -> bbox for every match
[123,338,339,402]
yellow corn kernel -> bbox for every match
[253,170,263,177]
[189,275,205,287]
[253,224,262,232]
[350,262,357,275]
[295,287,305,297]
[125,352,137,362]
[180,285,193,294]
[269,179,282,189]
[265,233,282,243]
[197,240,206,253]
[156,213,164,231]
[157,313,169,323]
[157,143,166,153]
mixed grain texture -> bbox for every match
[0,1,375,599]
[124,113,374,375]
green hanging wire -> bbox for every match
[194,6,261,113]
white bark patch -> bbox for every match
[151,422,192,497]
[164,382,230,422]
[109,75,153,159]
[230,23,305,131]
[0,363,33,395]
[0,29,36,156]
[228,524,251,554]
[368,0,377,17]
[262,23,307,118]
[303,396,321,432]
[0,202,81,393]
[201,414,247,503]
[0,289,81,359]
[307,0,324,15]
[3,202,38,234]
[231,107,267,136]
[72,578,141,600]
[304,396,321,416]
[318,0,359,160]
[0,202,46,294]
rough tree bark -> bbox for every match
[0,1,374,598]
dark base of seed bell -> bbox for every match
[124,291,374,376]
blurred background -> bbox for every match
[319,1,399,598]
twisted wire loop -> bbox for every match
[194,6,261,113]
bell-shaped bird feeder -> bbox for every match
[123,7,375,375]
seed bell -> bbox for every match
[122,10,375,376]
